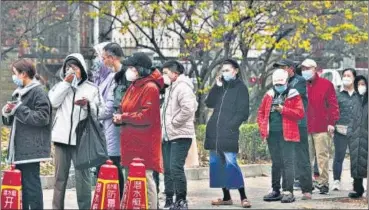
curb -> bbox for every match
[28,160,352,189]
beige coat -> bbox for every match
[162,74,198,141]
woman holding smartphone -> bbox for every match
[2,59,52,210]
[48,53,105,209]
[204,59,251,208]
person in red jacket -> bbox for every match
[257,69,304,203]
[113,52,164,209]
[300,58,340,194]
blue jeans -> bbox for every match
[209,151,245,189]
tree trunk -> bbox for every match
[68,2,80,53]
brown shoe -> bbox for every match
[211,198,233,205]
[241,199,252,208]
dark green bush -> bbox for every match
[195,123,270,166]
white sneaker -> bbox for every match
[332,180,340,191]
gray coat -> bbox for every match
[2,81,52,164]
[348,96,368,178]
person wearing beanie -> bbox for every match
[160,60,198,209]
[49,53,105,209]
[257,69,305,203]
[274,59,312,199]
[2,59,52,209]
[113,52,164,209]
[204,59,251,208]
[301,58,339,195]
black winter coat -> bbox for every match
[2,84,52,164]
[204,78,249,152]
[348,96,368,178]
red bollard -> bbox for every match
[91,160,120,210]
[121,158,148,210]
[1,165,22,209]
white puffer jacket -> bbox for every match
[162,74,198,141]
[49,53,105,146]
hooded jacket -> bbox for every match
[257,88,305,142]
[162,74,198,141]
[2,79,52,164]
[91,43,121,156]
[48,53,105,146]
[348,76,368,178]
[120,70,164,173]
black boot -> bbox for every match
[349,178,364,198]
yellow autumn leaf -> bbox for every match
[324,1,332,8]
[298,40,311,51]
[344,9,353,20]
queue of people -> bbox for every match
[1,42,368,210]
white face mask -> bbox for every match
[342,77,353,87]
[358,85,367,95]
[163,74,171,85]
[125,69,138,82]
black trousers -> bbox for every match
[16,162,43,210]
[293,127,313,193]
[333,133,348,181]
[268,131,295,193]
[96,156,124,199]
[163,138,192,201]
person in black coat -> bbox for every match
[348,75,368,198]
[2,59,52,210]
[204,59,251,208]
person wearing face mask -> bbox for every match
[347,75,368,198]
[257,69,304,203]
[48,53,105,209]
[331,68,359,191]
[112,52,164,209]
[160,60,198,209]
[102,42,131,113]
[300,58,339,195]
[273,59,312,199]
[204,59,251,208]
[89,42,126,199]
[1,59,52,210]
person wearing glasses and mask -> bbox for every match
[204,59,251,208]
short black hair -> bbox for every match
[223,58,240,69]
[103,42,124,58]
[162,60,185,74]
[354,75,368,105]
[342,68,357,78]
[12,59,36,79]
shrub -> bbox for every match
[195,123,270,166]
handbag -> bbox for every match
[75,104,109,169]
[335,124,348,136]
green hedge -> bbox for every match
[196,123,270,166]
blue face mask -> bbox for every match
[302,70,314,81]
[222,72,236,82]
[274,84,287,93]
[12,75,23,87]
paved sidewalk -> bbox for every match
[43,169,368,209]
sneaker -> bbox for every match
[332,180,340,191]
[163,198,174,209]
[281,191,295,203]
[319,185,329,194]
[301,192,312,200]
[293,180,301,191]
[170,199,188,210]
[263,191,283,202]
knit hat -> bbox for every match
[123,52,152,69]
[272,69,288,85]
